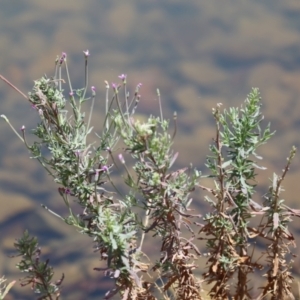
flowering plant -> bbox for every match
[1,51,299,300]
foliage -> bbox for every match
[1,52,300,300]
[13,230,63,300]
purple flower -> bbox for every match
[58,187,71,196]
[69,91,74,96]
[118,74,127,82]
[118,154,125,164]
[59,52,67,64]
[20,125,25,131]
[91,86,96,92]
[74,150,81,157]
[111,83,117,90]
[101,165,109,172]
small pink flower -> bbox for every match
[102,165,109,172]
[65,188,71,194]
[69,91,74,96]
[59,52,66,64]
[91,86,96,92]
[118,74,127,82]
[111,83,117,90]
[21,125,25,131]
[118,154,125,164]
[74,150,81,157]
[83,50,90,57]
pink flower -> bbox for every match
[118,154,125,164]
[101,165,109,172]
[118,74,127,82]
[83,50,90,57]
[74,150,81,157]
[59,52,66,64]
[65,188,71,194]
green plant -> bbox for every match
[12,230,63,300]
[1,51,299,300]
[198,95,297,299]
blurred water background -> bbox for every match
[1,1,300,298]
